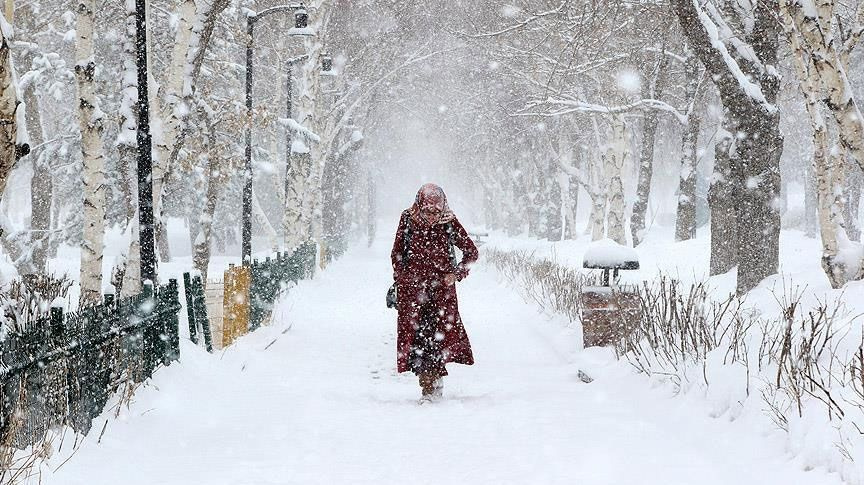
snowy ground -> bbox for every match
[39,233,843,484]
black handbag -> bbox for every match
[387,213,411,309]
[386,283,398,308]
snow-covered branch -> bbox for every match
[460,2,567,38]
[690,0,776,112]
[522,97,688,124]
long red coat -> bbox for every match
[391,210,478,374]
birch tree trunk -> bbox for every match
[116,0,138,292]
[148,0,195,264]
[0,19,19,206]
[845,157,862,242]
[804,162,818,237]
[606,116,628,246]
[587,150,607,241]
[566,174,579,240]
[193,155,221,284]
[781,0,857,286]
[76,0,107,304]
[147,0,229,263]
[291,3,329,252]
[784,0,864,177]
[817,146,851,286]
[121,218,141,297]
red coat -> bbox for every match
[391,210,479,374]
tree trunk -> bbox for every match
[804,162,818,237]
[545,166,563,241]
[845,159,861,242]
[587,150,607,241]
[816,146,851,286]
[116,0,138,284]
[0,26,19,206]
[76,0,107,304]
[709,130,738,275]
[293,7,328,250]
[785,0,864,177]
[193,156,221,284]
[148,0,196,264]
[675,50,701,242]
[673,0,783,294]
[23,66,50,274]
[147,0,230,264]
[631,54,668,246]
[366,169,375,247]
[606,116,628,246]
[121,219,141,297]
[782,1,856,286]
[566,174,579,240]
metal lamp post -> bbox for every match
[243,3,314,264]
[135,0,156,285]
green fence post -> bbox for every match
[182,272,198,344]
[140,282,155,379]
[166,279,181,363]
[192,276,213,353]
[250,259,261,331]
[49,306,64,341]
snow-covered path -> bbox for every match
[46,239,843,485]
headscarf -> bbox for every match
[409,183,455,227]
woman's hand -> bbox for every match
[444,273,456,286]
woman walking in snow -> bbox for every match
[391,183,478,402]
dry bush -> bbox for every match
[485,247,863,441]
[617,278,756,390]
[761,292,857,430]
[1,273,73,332]
[485,248,591,324]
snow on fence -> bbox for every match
[0,280,182,452]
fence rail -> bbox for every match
[0,280,181,448]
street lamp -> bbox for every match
[243,4,315,265]
[135,0,156,285]
[321,52,333,74]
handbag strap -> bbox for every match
[445,222,457,269]
[401,211,411,269]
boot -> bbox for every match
[432,377,444,400]
[419,373,436,399]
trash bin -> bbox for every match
[580,239,641,348]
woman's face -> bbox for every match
[420,203,442,222]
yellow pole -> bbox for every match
[4,0,12,22]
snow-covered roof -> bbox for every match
[582,239,639,270]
